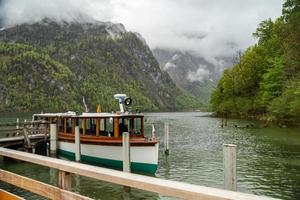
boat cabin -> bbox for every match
[33,94,156,146]
[34,112,144,135]
[32,111,155,146]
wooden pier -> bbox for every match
[0,121,49,152]
[0,147,277,200]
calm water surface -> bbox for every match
[0,112,300,200]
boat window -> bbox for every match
[90,118,96,135]
[85,118,90,133]
[103,118,114,137]
[79,119,85,134]
[133,117,142,134]
[119,120,128,134]
[66,118,72,133]
[120,117,142,135]
[81,118,95,135]
[100,119,104,131]
[58,118,64,132]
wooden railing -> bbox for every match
[0,169,90,200]
[0,121,49,151]
[0,188,24,200]
[0,147,276,200]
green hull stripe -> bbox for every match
[58,149,157,174]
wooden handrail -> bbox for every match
[0,169,91,200]
[0,147,276,200]
[0,188,24,200]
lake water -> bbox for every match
[0,112,300,199]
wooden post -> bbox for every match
[58,170,71,191]
[122,132,131,192]
[122,132,130,173]
[63,118,67,134]
[23,128,31,150]
[82,119,86,135]
[164,124,166,147]
[114,118,119,138]
[164,123,169,155]
[223,144,237,191]
[75,124,81,162]
[50,123,57,156]
[72,119,75,134]
[96,119,100,136]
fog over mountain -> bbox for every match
[0,0,283,63]
[0,0,284,104]
[153,48,235,103]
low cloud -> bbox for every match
[164,62,177,70]
[0,0,283,62]
[187,65,210,82]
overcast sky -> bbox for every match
[0,0,284,61]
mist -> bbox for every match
[0,0,283,62]
[187,66,210,82]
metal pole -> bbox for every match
[75,125,81,162]
[223,144,237,191]
[122,132,130,173]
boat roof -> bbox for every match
[33,111,144,118]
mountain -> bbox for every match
[153,48,233,104]
[0,19,202,112]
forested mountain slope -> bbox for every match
[210,0,300,125]
[0,19,202,112]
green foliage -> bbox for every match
[210,0,300,124]
[268,77,300,121]
[259,57,285,105]
[0,42,78,112]
[0,22,202,113]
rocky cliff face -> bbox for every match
[0,19,202,112]
[153,48,233,103]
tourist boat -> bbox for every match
[32,94,159,174]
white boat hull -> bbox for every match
[58,141,159,173]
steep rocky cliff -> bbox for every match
[153,48,232,103]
